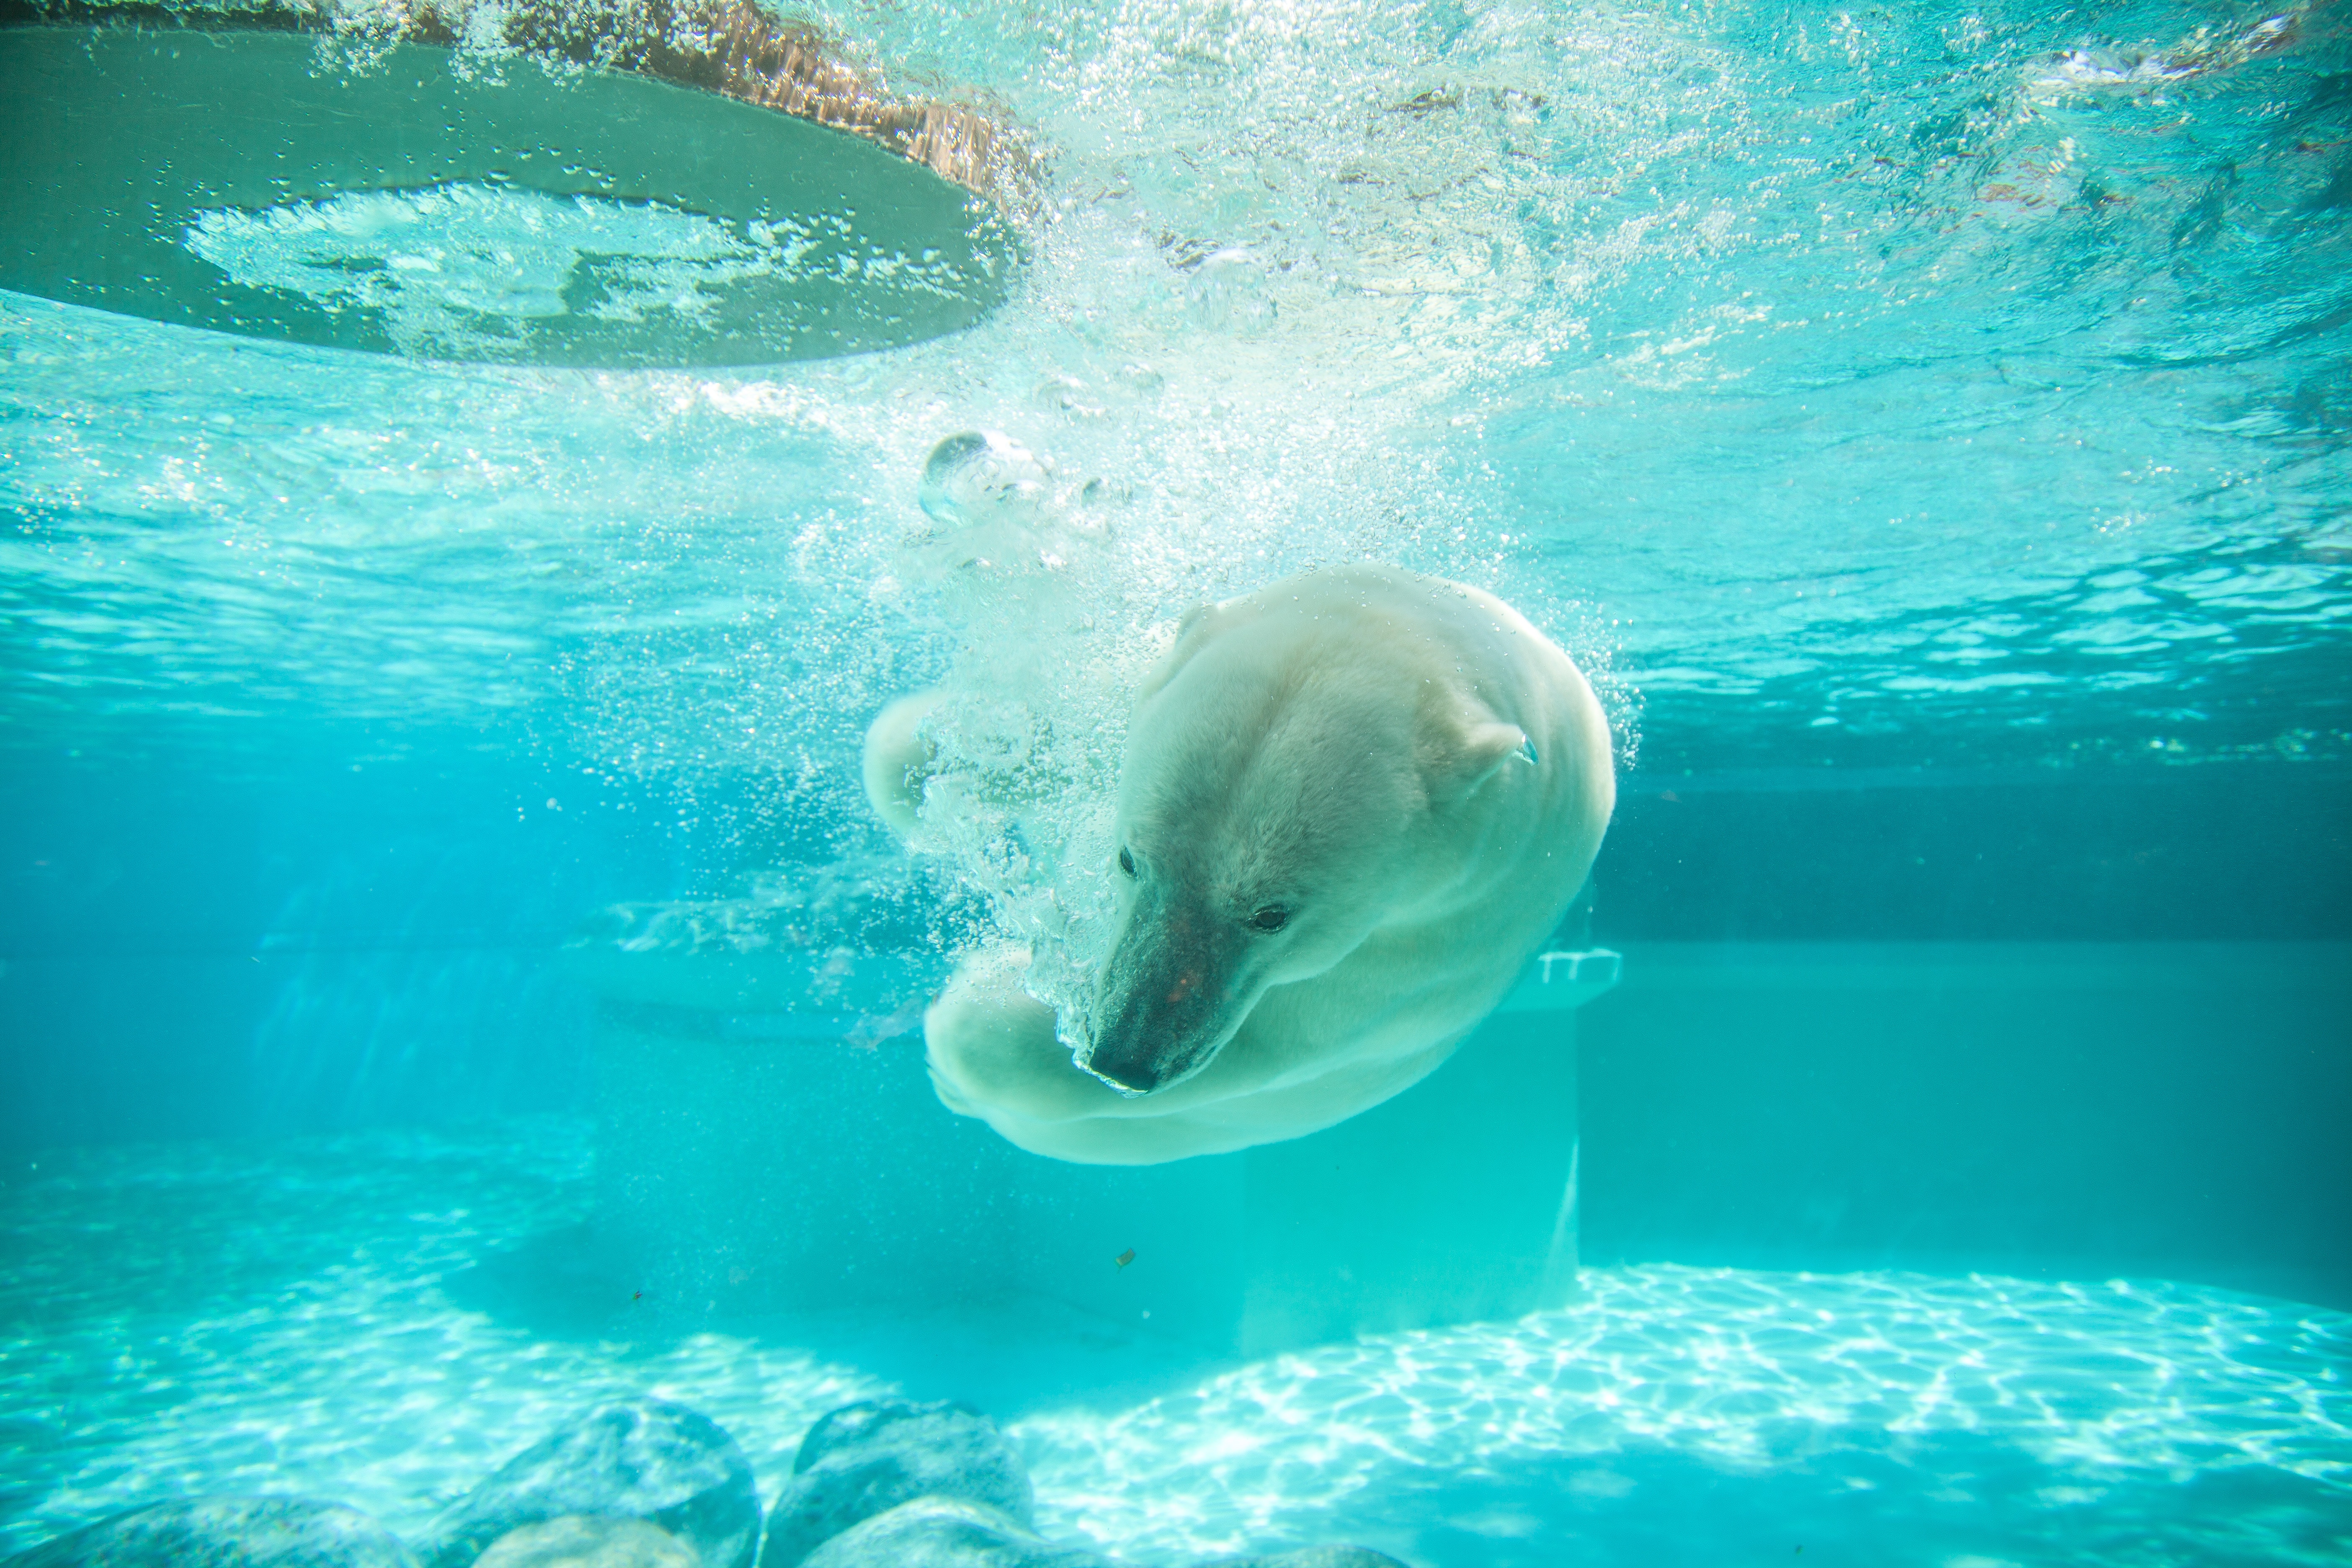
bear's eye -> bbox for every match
[1248,905,1290,933]
[1118,846,1136,877]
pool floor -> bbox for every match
[1,1119,2346,1566]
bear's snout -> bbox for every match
[1086,1052,1163,1095]
[1083,887,1253,1096]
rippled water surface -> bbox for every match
[7,0,2348,786]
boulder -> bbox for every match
[0,1496,415,1568]
[472,1517,696,1568]
[414,1400,757,1568]
[796,1498,1108,1568]
[760,1401,1033,1568]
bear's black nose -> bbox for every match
[1085,1047,1161,1095]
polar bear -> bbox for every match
[870,564,1614,1164]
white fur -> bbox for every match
[887,564,1614,1164]
[861,689,945,838]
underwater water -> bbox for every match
[3,0,2351,1564]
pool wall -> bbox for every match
[586,990,1589,1357]
[1578,940,2352,1308]
[4,749,2347,1311]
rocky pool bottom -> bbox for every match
[1,1118,2346,1567]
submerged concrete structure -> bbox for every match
[565,881,1618,1357]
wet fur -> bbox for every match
[904,564,1615,1163]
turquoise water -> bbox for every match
[4,0,2351,1563]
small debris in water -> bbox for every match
[1114,1248,1136,1270]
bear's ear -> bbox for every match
[1136,602,1222,704]
[1426,712,1533,809]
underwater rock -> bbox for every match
[0,1496,417,1568]
[471,1516,697,1568]
[793,1497,1106,1568]
[761,1400,1035,1568]
[1202,1550,1413,1568]
[413,1399,758,1568]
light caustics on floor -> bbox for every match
[1025,1270,2352,1561]
[0,1119,896,1546]
[0,1119,2346,1565]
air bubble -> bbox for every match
[1186,248,1276,335]
[1031,374,1105,419]
[918,430,1050,530]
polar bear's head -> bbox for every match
[1079,598,1529,1096]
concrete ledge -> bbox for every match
[1497,947,1622,1012]
[1601,940,2352,993]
